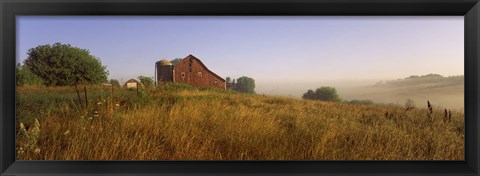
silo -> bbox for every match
[155,59,174,85]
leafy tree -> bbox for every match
[16,63,44,86]
[226,77,231,84]
[315,87,340,102]
[24,43,108,108]
[170,58,183,65]
[109,79,120,87]
[24,43,108,86]
[302,89,316,100]
[138,76,154,89]
[302,86,340,102]
[233,76,255,94]
[225,77,233,89]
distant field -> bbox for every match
[16,84,464,160]
[257,76,464,111]
[339,83,464,110]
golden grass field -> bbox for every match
[15,84,464,160]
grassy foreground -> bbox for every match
[16,84,464,160]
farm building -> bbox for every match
[155,55,226,90]
[123,79,144,89]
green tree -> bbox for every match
[225,77,231,84]
[170,58,183,65]
[315,87,340,102]
[233,76,255,94]
[24,43,108,86]
[25,43,108,108]
[16,63,44,86]
[138,76,154,89]
[302,89,316,100]
[109,79,120,87]
[225,77,232,89]
[302,86,340,102]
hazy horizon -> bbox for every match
[17,16,464,99]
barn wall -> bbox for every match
[174,56,226,89]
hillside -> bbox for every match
[16,84,464,160]
[375,74,463,87]
[339,74,464,110]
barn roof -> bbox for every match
[123,79,144,86]
[183,54,226,82]
[125,79,140,83]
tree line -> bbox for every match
[302,86,375,105]
[302,86,372,105]
[302,86,340,102]
[225,76,255,94]
[302,86,418,109]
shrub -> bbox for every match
[16,64,44,86]
[138,76,154,89]
[109,79,120,87]
[347,99,374,105]
[302,86,340,102]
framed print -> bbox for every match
[1,0,479,175]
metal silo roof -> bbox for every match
[159,59,172,66]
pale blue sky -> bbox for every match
[17,16,463,95]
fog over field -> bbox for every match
[256,75,464,111]
[256,79,377,98]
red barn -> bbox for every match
[155,55,226,90]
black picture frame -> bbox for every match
[1,0,479,175]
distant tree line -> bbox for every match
[346,99,374,105]
[302,86,340,102]
[301,86,372,105]
[109,79,120,87]
[301,86,419,109]
[374,74,464,87]
[138,76,155,89]
[225,76,255,94]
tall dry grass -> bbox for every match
[16,85,464,160]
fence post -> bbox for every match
[75,83,82,109]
